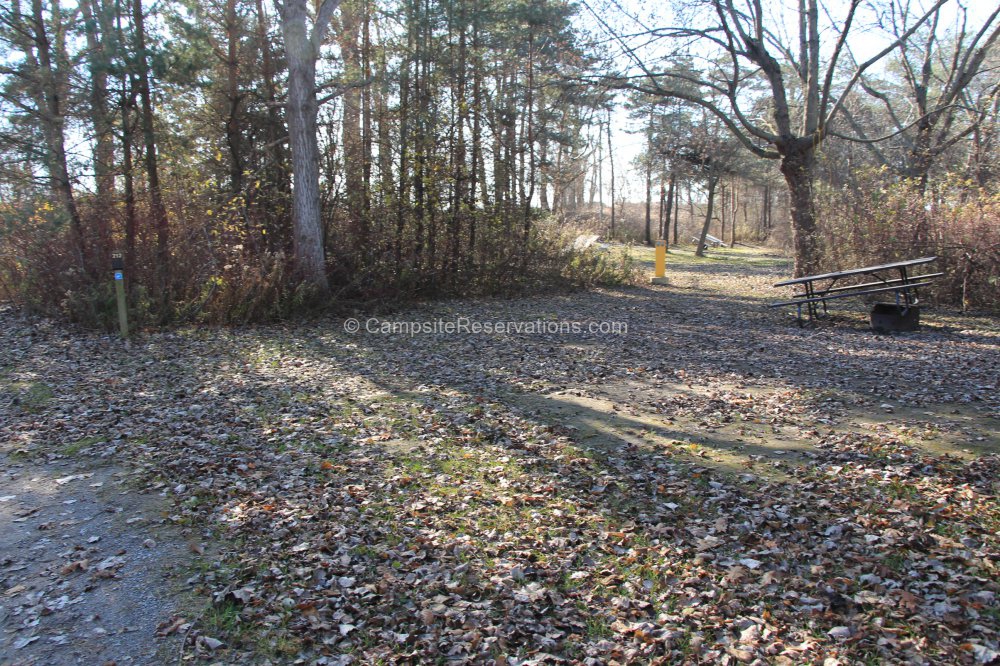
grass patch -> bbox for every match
[584,614,613,639]
[62,435,104,456]
[203,598,243,636]
[6,380,55,412]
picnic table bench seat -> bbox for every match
[770,257,940,329]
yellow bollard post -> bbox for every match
[652,240,668,285]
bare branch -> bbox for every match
[823,0,949,134]
[311,0,341,48]
[602,77,779,159]
[819,0,861,120]
[828,102,971,143]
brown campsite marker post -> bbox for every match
[111,252,129,338]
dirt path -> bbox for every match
[0,449,189,665]
[0,315,198,665]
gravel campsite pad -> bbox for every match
[2,248,998,664]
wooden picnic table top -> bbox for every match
[773,256,938,288]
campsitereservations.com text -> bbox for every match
[343,317,628,337]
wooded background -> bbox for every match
[1,0,997,325]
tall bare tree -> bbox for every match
[600,0,949,275]
[130,0,170,297]
[274,0,341,293]
[847,2,1000,192]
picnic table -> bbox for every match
[770,257,942,328]
[692,234,725,249]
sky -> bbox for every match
[578,0,997,201]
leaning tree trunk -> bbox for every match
[695,175,719,257]
[29,0,87,273]
[779,142,820,277]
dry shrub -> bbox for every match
[817,171,1000,313]
[0,195,637,329]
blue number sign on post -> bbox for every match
[114,270,124,281]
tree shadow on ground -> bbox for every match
[3,275,998,663]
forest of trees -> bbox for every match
[1,0,998,325]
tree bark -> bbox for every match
[337,0,365,245]
[695,175,718,257]
[719,182,727,241]
[658,180,665,239]
[254,0,292,251]
[122,94,138,279]
[606,116,615,239]
[672,174,679,245]
[275,0,339,293]
[131,0,170,299]
[644,153,652,245]
[779,143,820,276]
[80,0,115,267]
[665,172,675,244]
[223,0,243,195]
[26,0,87,272]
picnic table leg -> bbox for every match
[899,267,913,307]
[804,282,819,321]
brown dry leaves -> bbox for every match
[1,253,998,664]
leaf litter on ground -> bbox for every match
[1,249,998,664]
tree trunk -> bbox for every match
[223,0,243,195]
[27,0,87,272]
[695,175,718,257]
[376,45,394,208]
[672,174,679,245]
[277,0,335,293]
[736,184,745,247]
[338,0,365,246]
[719,182,727,241]
[81,0,115,267]
[779,143,820,277]
[644,154,652,245]
[643,111,653,245]
[255,0,291,250]
[761,184,771,234]
[116,0,138,277]
[687,181,694,237]
[360,1,372,212]
[658,180,665,240]
[522,30,536,244]
[597,138,603,227]
[665,172,675,244]
[606,116,615,239]
[131,0,170,299]
[466,15,481,267]
[448,4,466,278]
[122,93,138,279]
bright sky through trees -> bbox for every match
[581,0,997,201]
